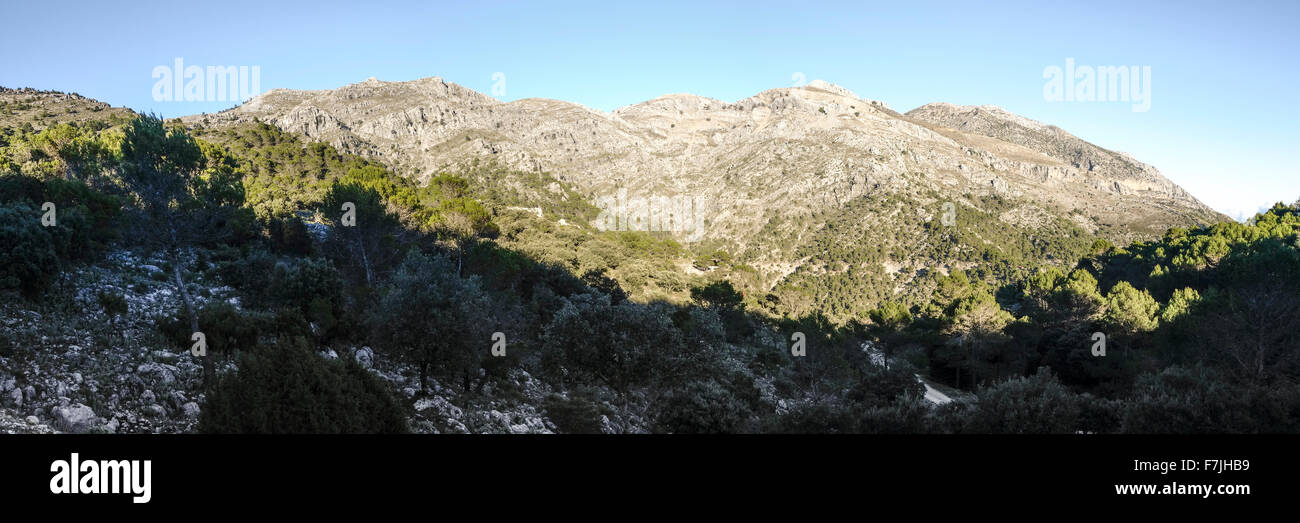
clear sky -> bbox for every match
[2,0,1295,221]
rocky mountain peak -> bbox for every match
[184,76,1226,247]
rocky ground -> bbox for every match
[1,251,214,434]
[0,249,629,434]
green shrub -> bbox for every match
[651,379,751,433]
[0,200,60,295]
[540,293,685,394]
[542,393,605,434]
[767,402,858,434]
[200,340,409,433]
[159,301,268,354]
[965,367,1082,434]
[857,395,935,434]
[267,257,343,338]
[846,362,924,406]
[1120,366,1257,433]
[97,290,128,317]
[213,248,276,298]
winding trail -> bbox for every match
[916,375,953,405]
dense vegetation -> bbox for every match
[3,101,1297,433]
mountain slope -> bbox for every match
[181,77,1229,320]
[4,88,1296,436]
[185,77,1223,248]
[904,102,1220,236]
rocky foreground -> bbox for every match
[0,250,607,434]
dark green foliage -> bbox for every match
[690,279,744,310]
[193,122,400,219]
[97,290,128,317]
[267,215,313,256]
[689,279,754,341]
[0,174,120,295]
[580,268,626,304]
[542,393,605,434]
[200,340,408,433]
[266,257,345,339]
[158,301,268,354]
[540,293,685,395]
[767,402,859,434]
[212,248,277,298]
[369,251,496,391]
[319,181,406,289]
[963,368,1082,434]
[846,362,925,406]
[651,379,752,433]
[857,395,936,434]
[0,200,60,294]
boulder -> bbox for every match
[354,346,374,369]
[53,404,98,433]
[137,363,176,384]
[167,391,186,410]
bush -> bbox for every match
[965,367,1082,434]
[97,290,128,317]
[200,340,409,433]
[369,251,496,391]
[767,402,858,434]
[0,174,120,258]
[542,393,605,434]
[1120,366,1256,433]
[268,215,313,256]
[651,379,752,433]
[213,248,276,299]
[857,395,934,434]
[690,280,744,310]
[267,257,344,338]
[540,293,685,394]
[0,201,60,295]
[846,362,925,406]
[159,301,267,354]
[1076,393,1122,434]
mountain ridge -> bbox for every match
[183,75,1224,251]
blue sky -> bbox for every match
[2,0,1296,220]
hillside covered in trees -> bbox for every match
[1,92,1297,433]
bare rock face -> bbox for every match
[184,76,1225,249]
[904,102,1222,238]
